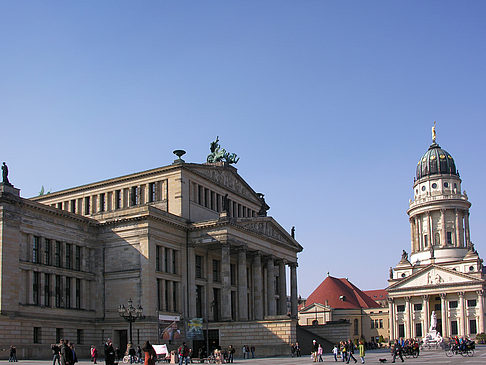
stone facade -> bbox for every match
[0,159,302,359]
[387,139,485,340]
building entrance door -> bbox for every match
[116,330,128,354]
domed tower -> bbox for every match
[407,128,471,265]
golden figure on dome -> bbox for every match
[432,120,437,143]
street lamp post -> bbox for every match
[118,298,145,346]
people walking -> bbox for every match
[358,341,365,364]
[227,345,235,363]
[104,339,115,365]
[9,346,17,362]
[317,344,323,362]
[52,342,61,365]
[90,345,97,364]
[333,345,338,361]
[250,345,255,358]
[60,340,73,365]
[392,340,404,363]
[346,340,357,364]
[177,342,190,365]
[242,345,247,359]
[142,341,156,365]
[312,340,318,362]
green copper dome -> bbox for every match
[416,143,458,180]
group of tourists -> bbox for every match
[290,342,302,357]
[334,340,365,364]
[449,336,475,352]
[8,346,17,362]
[51,339,78,365]
[241,345,255,359]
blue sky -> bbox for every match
[1,1,485,296]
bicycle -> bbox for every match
[122,355,140,364]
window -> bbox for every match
[115,190,122,209]
[70,199,76,213]
[379,319,383,328]
[65,277,71,309]
[396,305,405,312]
[156,246,161,271]
[55,275,62,307]
[198,185,203,205]
[444,182,449,188]
[131,186,139,206]
[157,279,162,311]
[398,324,405,338]
[415,323,422,337]
[230,264,236,286]
[56,328,63,343]
[75,278,81,309]
[75,246,81,270]
[33,272,40,305]
[421,186,426,191]
[172,250,177,274]
[451,320,458,336]
[84,197,90,215]
[149,183,156,202]
[65,244,72,269]
[353,319,359,335]
[447,232,453,244]
[212,260,220,282]
[435,303,441,311]
[432,183,437,189]
[77,329,83,344]
[57,202,62,209]
[195,255,203,279]
[44,239,51,265]
[449,301,458,309]
[467,299,477,307]
[99,193,105,212]
[196,285,203,318]
[33,236,40,263]
[164,248,169,272]
[371,320,375,329]
[172,282,178,312]
[470,319,477,334]
[204,188,209,208]
[424,235,428,247]
[413,303,422,311]
[44,274,51,307]
[55,241,61,267]
[164,280,169,311]
[210,191,215,210]
[33,327,41,344]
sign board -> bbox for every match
[152,344,168,355]
[158,314,180,322]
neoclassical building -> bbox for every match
[387,133,485,340]
[0,145,302,359]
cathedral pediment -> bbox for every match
[237,218,303,251]
[388,265,484,291]
[186,164,261,204]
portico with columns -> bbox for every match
[388,131,485,340]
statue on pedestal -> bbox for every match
[2,162,12,186]
[430,311,437,332]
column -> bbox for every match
[414,217,420,251]
[187,245,196,318]
[417,216,423,251]
[405,296,411,338]
[455,210,460,247]
[221,244,232,321]
[27,270,34,304]
[144,183,150,204]
[458,292,465,336]
[459,211,465,247]
[50,274,56,308]
[422,295,429,336]
[388,298,395,341]
[464,212,470,246]
[252,252,264,320]
[167,281,173,312]
[290,262,298,319]
[39,271,46,306]
[237,248,248,321]
[160,280,166,311]
[440,293,447,337]
[428,212,434,246]
[266,256,276,316]
[478,290,485,334]
[410,219,415,253]
[278,260,287,315]
[440,209,446,247]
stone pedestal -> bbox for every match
[0,183,20,196]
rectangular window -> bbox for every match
[33,272,40,305]
[424,234,428,247]
[115,190,122,209]
[77,329,83,344]
[70,199,76,213]
[44,239,51,265]
[204,188,209,208]
[33,236,40,263]
[469,319,477,334]
[230,264,236,286]
[195,255,203,279]
[33,327,41,344]
[216,194,221,212]
[396,305,405,312]
[198,185,203,205]
[213,260,220,282]
[415,322,422,337]
[157,279,162,311]
[55,241,61,268]
[196,285,203,318]
[398,324,405,338]
[435,303,441,311]
[449,301,458,309]
[84,197,90,215]
[65,277,71,309]
[467,299,477,307]
[149,183,156,203]
[164,280,169,311]
[65,244,72,269]
[57,202,63,210]
[210,191,215,210]
[451,320,458,335]
[371,320,375,329]
[44,273,51,307]
[379,319,383,328]
[231,291,236,320]
[75,246,81,271]
[76,278,81,309]
[447,231,453,244]
[99,193,105,212]
[413,303,422,311]
[56,328,63,343]
[164,248,169,272]
[55,275,61,307]
[156,246,161,271]
[172,282,178,312]
[131,186,139,206]
[172,250,177,274]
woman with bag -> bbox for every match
[142,341,157,365]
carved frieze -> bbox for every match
[192,167,254,201]
[240,221,286,243]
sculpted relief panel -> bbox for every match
[241,221,286,243]
[194,168,254,200]
[398,268,475,289]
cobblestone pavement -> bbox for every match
[5,347,486,365]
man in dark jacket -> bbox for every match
[104,339,115,365]
[51,342,61,365]
[346,340,357,364]
[60,340,73,365]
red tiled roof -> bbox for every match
[301,276,381,310]
[363,289,388,301]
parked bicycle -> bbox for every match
[445,342,475,357]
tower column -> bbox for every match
[440,293,448,337]
[428,212,434,246]
[388,298,395,341]
[464,211,471,246]
[415,217,420,251]
[440,209,447,247]
[418,216,423,250]
[410,219,415,253]
[455,209,461,247]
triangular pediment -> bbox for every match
[186,164,261,204]
[388,265,484,291]
[300,302,330,314]
[237,217,303,252]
